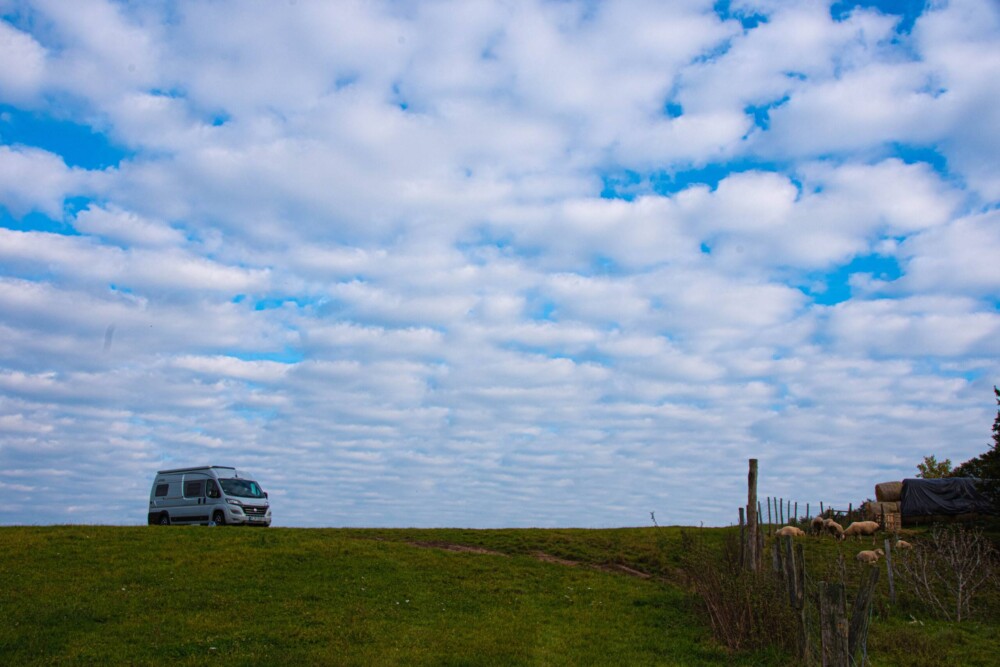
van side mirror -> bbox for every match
[264,492,268,498]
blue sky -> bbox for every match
[0,0,998,527]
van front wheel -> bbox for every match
[212,510,226,526]
[158,513,170,526]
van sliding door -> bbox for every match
[179,477,209,523]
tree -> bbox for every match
[952,386,1000,513]
[917,455,953,478]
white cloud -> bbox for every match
[73,204,185,247]
[0,20,47,102]
[825,296,1000,357]
[0,146,99,217]
[0,228,269,295]
[0,0,997,529]
[915,0,1000,201]
[898,209,1000,296]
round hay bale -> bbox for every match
[875,481,903,502]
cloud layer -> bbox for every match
[1,0,998,527]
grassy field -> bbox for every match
[1,525,997,665]
[0,525,768,666]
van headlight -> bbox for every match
[227,499,243,506]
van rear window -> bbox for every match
[154,484,169,497]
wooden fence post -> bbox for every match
[806,502,810,520]
[747,459,759,571]
[849,567,880,662]
[738,507,746,569]
[819,582,849,667]
[759,501,765,537]
[820,501,824,516]
[767,497,772,533]
[781,536,798,607]
[796,543,809,662]
[794,501,798,524]
[781,537,809,663]
[884,538,895,605]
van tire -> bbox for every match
[212,510,226,526]
[158,513,170,525]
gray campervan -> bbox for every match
[148,466,271,526]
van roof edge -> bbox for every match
[156,466,238,474]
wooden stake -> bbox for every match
[849,567,880,661]
[820,582,849,667]
[747,459,759,571]
[738,506,746,569]
[884,538,895,605]
[795,543,809,661]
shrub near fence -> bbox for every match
[679,530,797,654]
[681,530,884,665]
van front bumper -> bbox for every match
[226,504,271,526]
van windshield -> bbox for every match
[220,479,265,499]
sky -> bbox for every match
[0,0,998,528]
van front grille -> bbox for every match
[244,505,267,517]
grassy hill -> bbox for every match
[0,525,759,666]
[1,525,998,665]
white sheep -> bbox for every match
[823,518,845,540]
[844,521,880,540]
[895,539,913,550]
[856,548,885,564]
[810,516,825,535]
[775,525,805,537]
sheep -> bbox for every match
[823,518,845,540]
[844,521,880,540]
[856,548,885,564]
[810,516,825,535]
[895,539,913,550]
[775,525,805,537]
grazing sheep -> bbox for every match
[776,525,805,537]
[856,548,885,564]
[895,540,913,550]
[810,516,825,535]
[844,521,880,540]
[823,518,845,540]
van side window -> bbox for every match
[154,484,169,497]
[206,480,220,499]
[183,480,204,498]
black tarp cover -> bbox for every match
[900,478,995,517]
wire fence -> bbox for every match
[771,534,880,666]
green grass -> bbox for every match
[0,525,765,666]
[2,525,997,665]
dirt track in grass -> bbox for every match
[409,540,655,579]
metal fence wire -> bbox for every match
[770,536,878,666]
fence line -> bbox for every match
[756,496,874,533]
